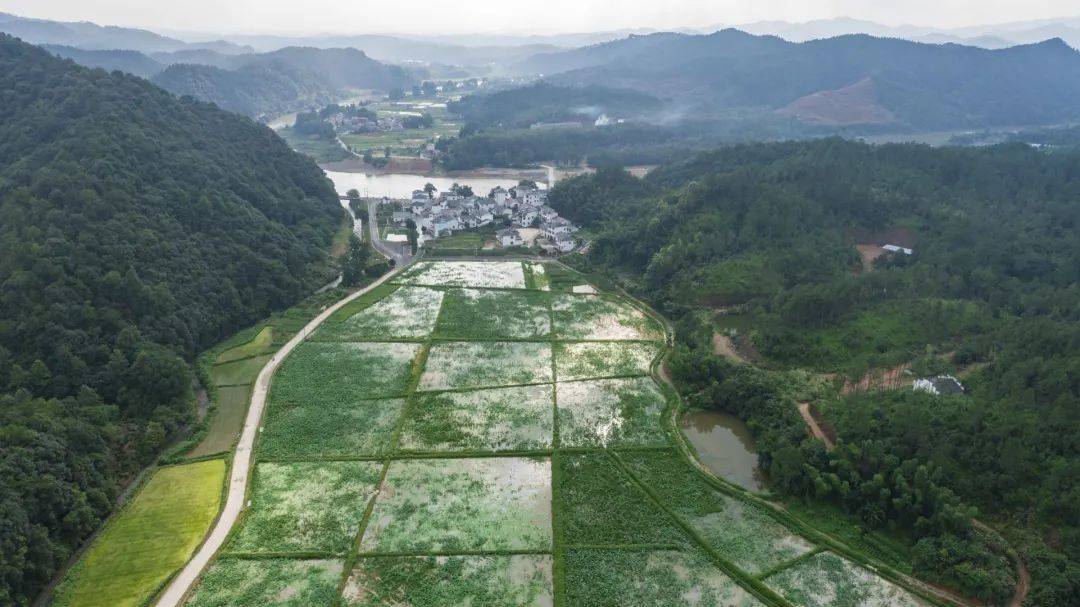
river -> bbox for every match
[323,170,546,199]
[680,410,767,492]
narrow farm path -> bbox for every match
[153,268,404,607]
[797,401,835,449]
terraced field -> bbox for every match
[182,261,945,607]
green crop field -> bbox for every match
[343,554,553,606]
[229,461,383,553]
[435,288,551,339]
[188,384,251,457]
[554,341,662,380]
[260,397,406,458]
[398,384,554,452]
[54,460,225,607]
[180,261,945,607]
[186,558,342,607]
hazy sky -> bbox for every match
[0,0,1076,35]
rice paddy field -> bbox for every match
[52,461,226,607]
[182,261,947,607]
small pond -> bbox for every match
[680,410,767,492]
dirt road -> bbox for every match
[797,402,835,450]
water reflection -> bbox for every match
[680,410,767,492]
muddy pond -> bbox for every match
[680,410,768,492]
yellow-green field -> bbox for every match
[215,327,273,365]
[53,460,226,607]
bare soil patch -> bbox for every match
[712,333,750,364]
[856,244,887,273]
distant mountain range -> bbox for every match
[10,9,1080,132]
[41,43,415,119]
[0,11,249,54]
[516,30,1080,131]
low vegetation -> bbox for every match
[52,460,226,607]
[229,461,382,554]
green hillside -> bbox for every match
[550,139,1080,604]
[0,33,343,605]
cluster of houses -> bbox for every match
[387,183,579,253]
[325,111,405,135]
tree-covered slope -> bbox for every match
[151,47,415,118]
[0,34,343,605]
[152,61,337,118]
[549,139,1080,603]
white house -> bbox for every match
[541,217,574,240]
[496,228,524,247]
[433,213,459,236]
[516,207,540,226]
[883,244,914,255]
[554,233,576,252]
[491,186,508,205]
[539,205,559,221]
[520,189,545,206]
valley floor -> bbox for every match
[164,261,961,607]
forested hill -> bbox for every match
[550,139,1080,604]
[151,62,337,118]
[0,34,343,605]
[150,47,414,118]
[517,29,1080,130]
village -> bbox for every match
[382,181,581,254]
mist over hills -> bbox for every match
[41,42,416,119]
[10,8,1080,133]
[517,29,1080,131]
[0,11,249,54]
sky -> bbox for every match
[0,0,1076,36]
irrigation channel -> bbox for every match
[158,259,972,607]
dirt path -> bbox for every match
[797,402,835,450]
[712,332,750,364]
[1011,558,1031,607]
[970,520,1030,607]
[153,268,404,607]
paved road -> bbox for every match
[154,269,402,607]
[366,199,412,266]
